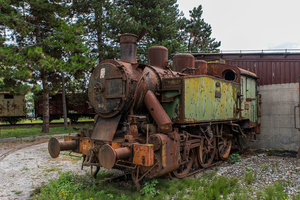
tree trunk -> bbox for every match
[42,75,49,133]
[62,72,68,129]
[95,7,103,62]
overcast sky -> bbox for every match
[176,0,300,51]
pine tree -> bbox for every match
[0,0,95,132]
[184,5,221,53]
[107,0,185,62]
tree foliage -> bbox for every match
[0,0,96,132]
[184,5,221,53]
[0,1,221,132]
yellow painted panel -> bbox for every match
[184,76,239,122]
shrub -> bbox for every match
[228,154,241,164]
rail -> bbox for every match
[0,121,93,129]
[176,49,300,55]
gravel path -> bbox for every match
[0,140,86,200]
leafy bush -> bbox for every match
[39,172,81,199]
[140,180,160,197]
[246,167,253,172]
[228,153,241,164]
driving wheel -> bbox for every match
[173,151,194,178]
[198,137,216,168]
[218,126,233,160]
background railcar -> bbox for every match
[35,93,94,123]
[0,93,26,124]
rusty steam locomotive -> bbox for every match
[48,32,261,189]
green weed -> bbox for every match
[271,167,275,173]
[261,164,269,171]
[228,153,241,164]
[275,161,280,167]
[140,180,160,197]
[266,150,277,156]
[244,172,254,185]
[44,166,62,173]
[11,190,23,195]
[246,167,253,172]
[260,181,289,200]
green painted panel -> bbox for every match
[163,91,180,121]
[241,75,257,123]
[184,76,239,122]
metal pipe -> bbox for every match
[99,145,131,169]
[144,90,172,133]
[60,141,77,151]
[115,147,131,160]
[119,34,138,63]
[48,137,77,158]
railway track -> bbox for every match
[0,121,94,129]
[0,140,48,162]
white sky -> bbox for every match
[176,0,300,51]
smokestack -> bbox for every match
[119,33,138,63]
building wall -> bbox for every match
[241,83,299,150]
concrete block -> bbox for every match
[0,137,17,143]
[21,136,36,141]
[270,115,294,128]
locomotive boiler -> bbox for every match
[48,32,261,190]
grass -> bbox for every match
[0,117,94,125]
[0,117,93,139]
[0,126,80,139]
[11,190,23,195]
[30,170,300,200]
[244,171,256,185]
[261,164,269,171]
[61,152,82,160]
[44,166,62,173]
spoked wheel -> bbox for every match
[218,126,233,160]
[173,151,195,178]
[198,137,216,168]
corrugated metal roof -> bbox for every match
[192,52,300,85]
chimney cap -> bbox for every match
[119,34,138,44]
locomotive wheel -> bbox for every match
[198,137,216,168]
[218,126,233,160]
[173,151,194,178]
[8,119,17,125]
[71,117,78,123]
[141,153,162,179]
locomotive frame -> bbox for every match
[48,31,261,190]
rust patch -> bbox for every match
[79,138,94,155]
[132,144,154,166]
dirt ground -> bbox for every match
[0,139,87,200]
